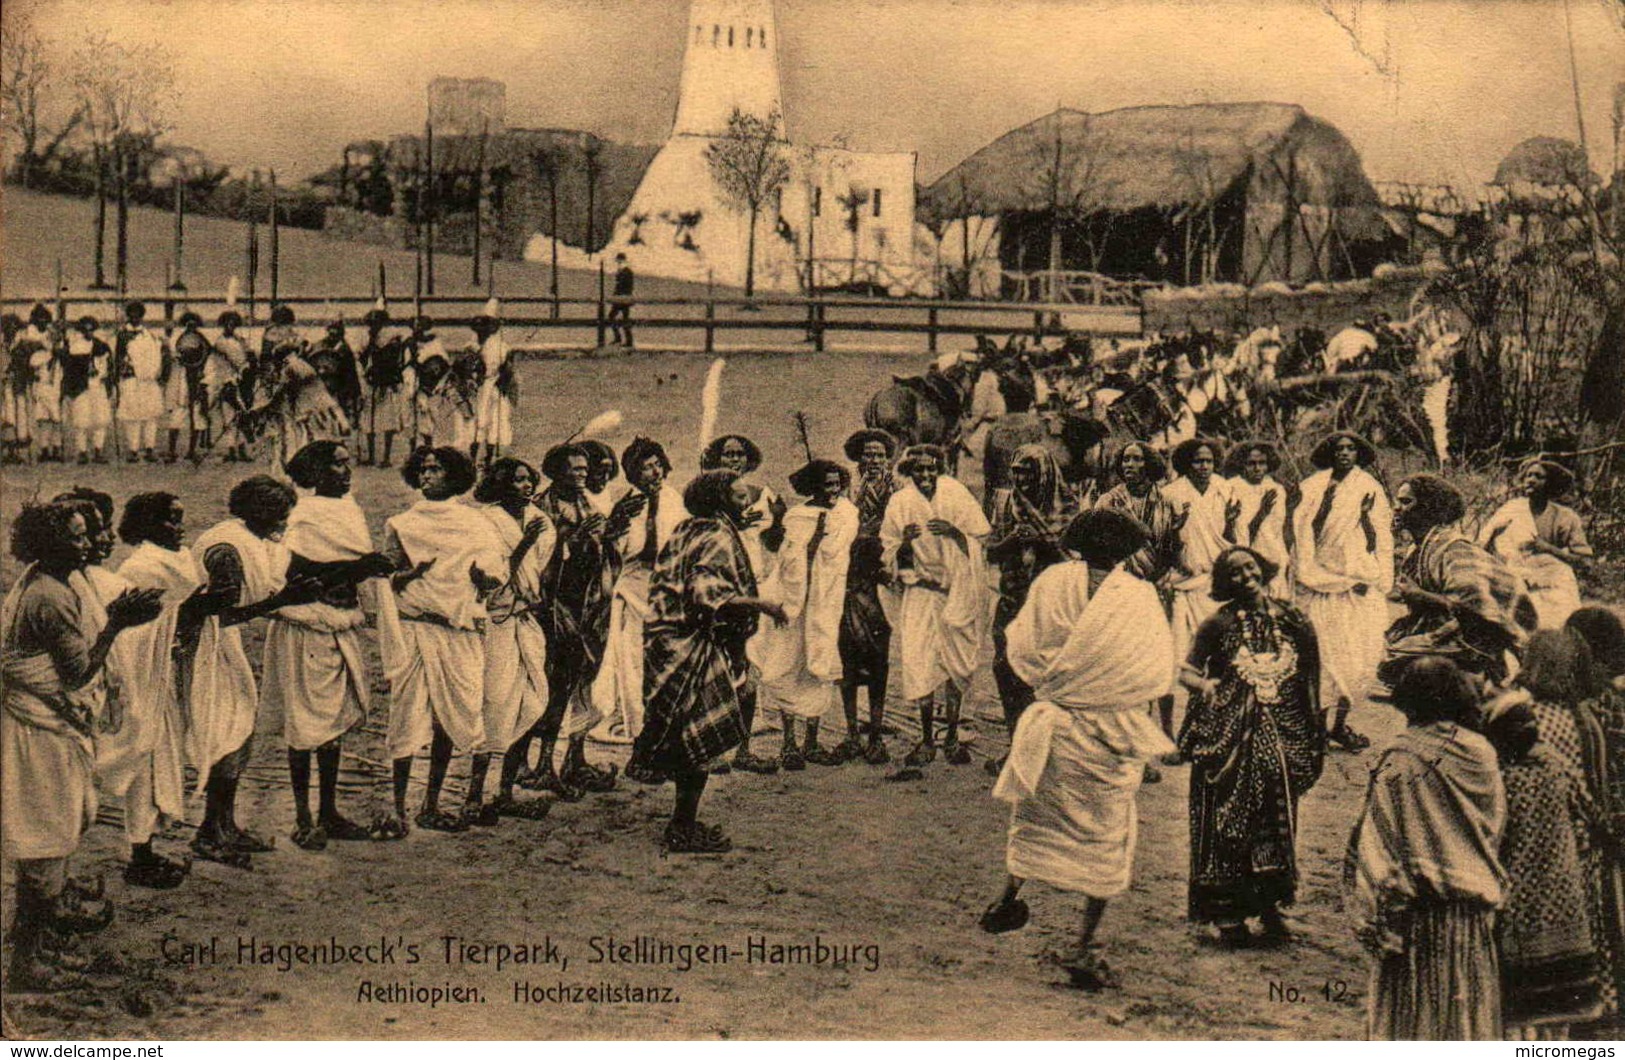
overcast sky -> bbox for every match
[17,0,1624,187]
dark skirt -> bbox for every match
[838,583,890,686]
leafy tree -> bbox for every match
[704,108,791,296]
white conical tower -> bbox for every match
[672,0,784,137]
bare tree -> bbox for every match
[1,11,83,188]
[531,143,565,309]
[704,108,791,297]
[581,136,603,252]
[72,32,178,290]
[1025,111,1121,298]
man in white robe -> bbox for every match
[63,318,113,464]
[56,489,193,891]
[1158,438,1234,753]
[758,460,859,768]
[115,302,165,463]
[266,443,395,849]
[590,438,688,745]
[190,477,316,866]
[880,444,991,770]
[378,445,507,836]
[1292,432,1392,751]
[471,458,557,820]
[983,508,1175,991]
[472,304,515,467]
[110,492,210,888]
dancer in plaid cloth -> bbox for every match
[626,469,786,853]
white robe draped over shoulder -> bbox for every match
[590,484,688,743]
[1292,467,1393,706]
[474,501,554,754]
[106,544,198,835]
[189,520,289,786]
[263,494,385,751]
[1162,474,1235,662]
[380,499,506,758]
[879,476,991,702]
[993,564,1176,897]
[759,499,859,720]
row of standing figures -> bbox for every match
[0,300,524,472]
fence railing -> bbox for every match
[1000,269,1164,307]
[1,289,1145,352]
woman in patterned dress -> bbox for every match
[1481,697,1603,1038]
[1514,629,1619,1030]
[1567,605,1625,1036]
[1179,546,1324,946]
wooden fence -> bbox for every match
[1,287,1145,353]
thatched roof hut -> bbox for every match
[1493,136,1598,188]
[922,102,1392,288]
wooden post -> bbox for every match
[927,306,939,354]
[247,190,259,324]
[813,300,826,353]
[424,121,436,296]
[170,178,187,292]
[596,260,607,349]
[269,169,281,307]
[704,270,715,354]
[163,265,175,328]
[378,260,387,302]
[486,250,496,301]
[472,120,487,287]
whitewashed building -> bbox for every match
[536,0,922,294]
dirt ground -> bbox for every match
[3,352,1394,1040]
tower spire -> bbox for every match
[672,0,784,137]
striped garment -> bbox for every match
[1345,721,1508,1040]
[630,517,759,775]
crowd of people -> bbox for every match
[1,316,1621,1040]
[1,299,519,472]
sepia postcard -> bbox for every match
[0,0,1621,1043]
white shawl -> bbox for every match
[104,544,197,814]
[994,565,1175,802]
[189,519,289,786]
[1292,467,1394,595]
[758,499,859,685]
[1161,474,1234,593]
[879,475,991,681]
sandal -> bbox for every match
[943,740,972,766]
[984,754,1008,779]
[732,751,780,775]
[49,893,115,935]
[415,809,469,833]
[561,761,619,793]
[803,746,844,767]
[369,815,410,841]
[1329,725,1371,753]
[123,854,190,890]
[624,760,669,785]
[291,824,329,852]
[779,748,806,772]
[663,822,733,854]
[190,832,253,869]
[1214,923,1253,949]
[461,802,502,828]
[863,740,891,766]
[318,814,374,842]
[903,741,937,768]
[1258,910,1293,943]
[519,770,586,801]
[226,828,276,853]
[979,896,1030,934]
[832,736,865,763]
[1159,752,1186,767]
[1142,764,1163,784]
[490,795,552,820]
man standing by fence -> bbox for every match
[608,254,635,349]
